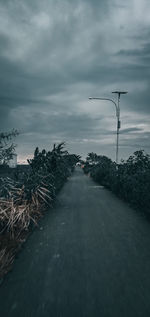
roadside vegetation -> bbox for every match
[0,129,19,166]
[84,150,150,215]
[0,131,80,279]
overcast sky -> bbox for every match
[0,0,150,163]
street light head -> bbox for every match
[89,97,93,100]
[112,91,128,95]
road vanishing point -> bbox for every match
[0,167,150,317]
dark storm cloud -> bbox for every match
[0,0,150,161]
[120,127,143,134]
[117,42,150,59]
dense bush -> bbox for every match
[28,143,80,193]
[0,142,80,277]
[84,150,150,214]
[0,143,80,237]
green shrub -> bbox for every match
[84,150,150,215]
[0,143,80,237]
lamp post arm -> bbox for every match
[89,97,118,117]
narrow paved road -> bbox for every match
[1,168,150,317]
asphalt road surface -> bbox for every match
[1,167,150,317]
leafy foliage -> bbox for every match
[28,143,80,192]
[0,138,80,277]
[0,143,80,237]
[84,150,150,214]
[0,129,19,165]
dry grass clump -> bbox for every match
[0,175,53,238]
[0,197,39,237]
[0,174,53,280]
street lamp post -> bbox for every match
[89,91,127,164]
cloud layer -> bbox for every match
[0,0,150,162]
